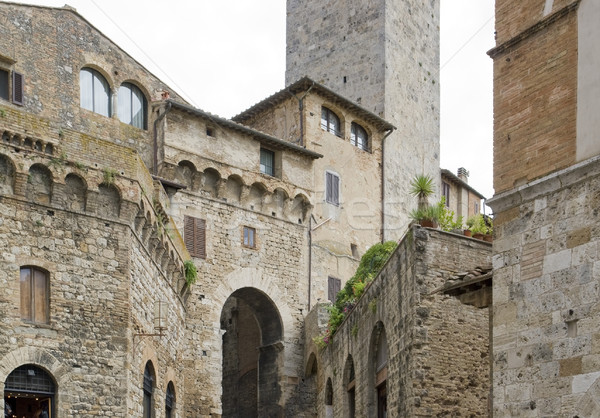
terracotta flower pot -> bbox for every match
[473,233,485,240]
[483,234,493,242]
[419,219,437,228]
[463,230,472,237]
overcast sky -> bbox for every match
[8,0,496,205]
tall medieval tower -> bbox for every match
[488,0,600,415]
[286,0,441,238]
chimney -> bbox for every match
[457,167,469,183]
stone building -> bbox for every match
[286,0,441,238]
[304,227,492,417]
[487,0,600,416]
[441,167,486,224]
[0,1,495,417]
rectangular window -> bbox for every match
[20,267,49,324]
[442,182,450,207]
[326,171,340,205]
[260,148,275,176]
[184,216,206,259]
[0,69,8,101]
[328,276,341,302]
[12,71,23,105]
[474,201,479,214]
[243,226,256,248]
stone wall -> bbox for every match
[0,103,189,417]
[305,227,492,417]
[489,157,600,416]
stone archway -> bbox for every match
[220,287,284,418]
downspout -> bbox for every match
[288,81,315,147]
[308,215,313,310]
[380,128,395,243]
[153,101,172,176]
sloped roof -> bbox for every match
[232,76,396,132]
[167,100,323,159]
[436,265,493,295]
[441,169,486,199]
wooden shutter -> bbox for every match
[184,216,206,259]
[328,276,341,302]
[332,174,339,204]
[12,71,23,105]
[33,268,48,323]
[20,267,32,320]
[326,172,334,203]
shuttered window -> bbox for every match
[184,216,206,259]
[12,71,23,105]
[328,276,341,302]
[20,266,49,324]
[326,171,340,205]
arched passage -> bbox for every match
[220,287,283,417]
[4,364,55,417]
[369,323,388,418]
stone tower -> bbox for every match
[286,0,441,238]
[488,0,600,415]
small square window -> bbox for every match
[243,226,256,248]
[260,148,275,176]
[206,126,215,137]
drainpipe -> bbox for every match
[288,81,315,147]
[153,101,172,176]
[380,128,395,243]
[308,215,313,310]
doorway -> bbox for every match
[4,364,55,418]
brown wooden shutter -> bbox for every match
[12,71,23,105]
[185,216,206,259]
[20,267,32,320]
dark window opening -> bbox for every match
[165,381,175,418]
[0,69,9,101]
[143,362,154,418]
[442,182,450,207]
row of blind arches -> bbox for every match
[80,67,147,129]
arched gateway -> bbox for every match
[220,287,284,417]
[4,364,55,417]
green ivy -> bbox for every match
[184,259,198,286]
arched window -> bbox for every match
[79,68,111,117]
[4,364,55,416]
[344,355,356,418]
[20,266,49,324]
[350,122,369,151]
[118,82,147,129]
[325,377,333,416]
[321,106,341,137]
[143,361,155,418]
[165,381,175,418]
[375,329,388,418]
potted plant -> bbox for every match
[466,214,492,241]
[410,174,434,210]
[410,204,441,228]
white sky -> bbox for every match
[8,0,496,205]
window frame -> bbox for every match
[243,226,256,249]
[442,182,450,207]
[350,122,369,151]
[325,171,340,206]
[143,362,155,418]
[321,106,342,138]
[117,82,147,129]
[184,215,206,259]
[260,148,275,177]
[19,266,49,324]
[0,68,24,105]
[165,381,175,418]
[0,68,9,101]
[328,276,341,303]
[79,67,111,117]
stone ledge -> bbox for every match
[487,155,600,213]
